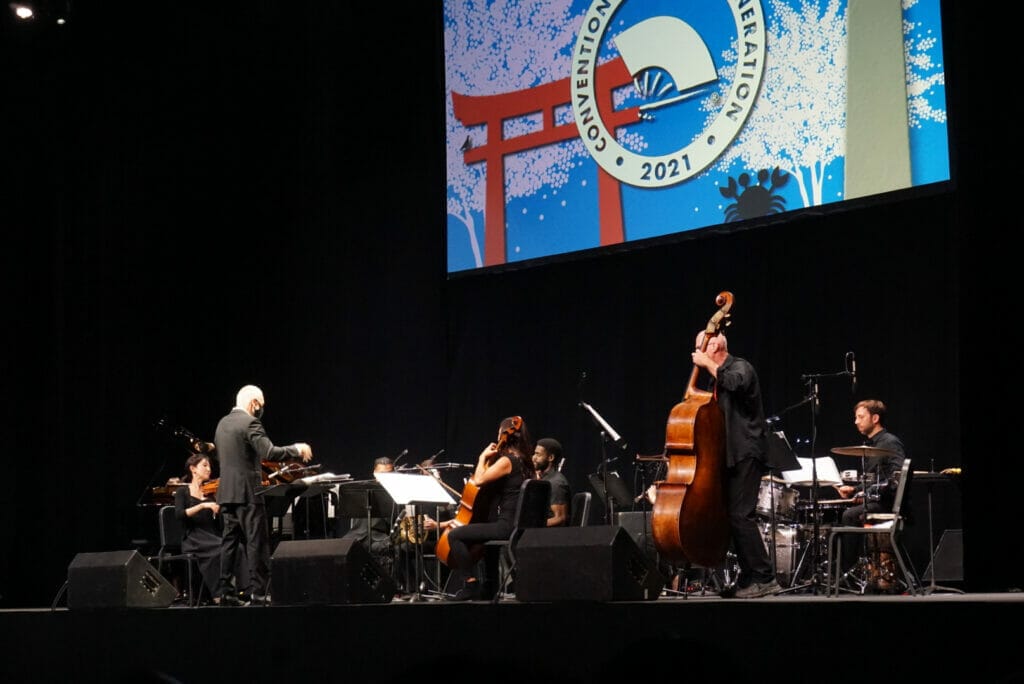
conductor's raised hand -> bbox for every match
[295,442,313,462]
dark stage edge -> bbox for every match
[2,592,1022,684]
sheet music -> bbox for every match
[782,456,843,486]
[375,472,456,505]
[299,472,351,484]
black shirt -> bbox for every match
[712,354,770,468]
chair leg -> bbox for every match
[828,535,839,596]
[186,559,196,607]
[497,548,516,600]
[891,539,920,596]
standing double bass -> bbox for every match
[651,291,733,568]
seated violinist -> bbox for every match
[173,453,223,604]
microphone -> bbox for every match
[418,448,445,468]
[393,448,409,466]
[848,352,857,393]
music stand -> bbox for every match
[375,472,456,601]
[335,480,396,535]
[256,481,309,544]
[914,466,965,594]
[291,482,335,539]
[587,471,634,524]
[579,401,630,524]
[782,456,844,488]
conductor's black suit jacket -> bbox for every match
[214,407,301,505]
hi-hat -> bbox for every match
[830,445,900,458]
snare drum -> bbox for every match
[756,481,799,522]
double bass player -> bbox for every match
[690,330,782,598]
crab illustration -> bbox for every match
[720,167,790,222]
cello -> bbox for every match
[435,416,522,566]
[651,291,733,568]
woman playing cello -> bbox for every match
[437,415,534,601]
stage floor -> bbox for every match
[2,589,1022,684]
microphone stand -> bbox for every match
[775,374,832,595]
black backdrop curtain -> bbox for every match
[1,1,1005,607]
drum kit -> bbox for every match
[756,444,901,588]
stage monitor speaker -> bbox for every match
[515,525,664,602]
[615,511,660,565]
[924,528,963,582]
[271,537,396,605]
[67,550,177,609]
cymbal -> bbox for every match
[830,445,900,458]
[761,474,787,484]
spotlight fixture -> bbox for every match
[10,3,34,20]
[6,1,71,25]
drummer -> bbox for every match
[833,399,907,574]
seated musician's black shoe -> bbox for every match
[450,579,482,601]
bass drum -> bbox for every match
[756,480,799,522]
[760,522,798,585]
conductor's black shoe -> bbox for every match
[219,594,249,607]
[250,593,271,606]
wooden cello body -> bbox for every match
[434,479,484,566]
[435,416,523,566]
[651,292,733,568]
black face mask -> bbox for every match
[253,403,264,420]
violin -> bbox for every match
[435,416,522,566]
[195,458,313,500]
[262,458,317,483]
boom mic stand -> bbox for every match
[776,370,846,596]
